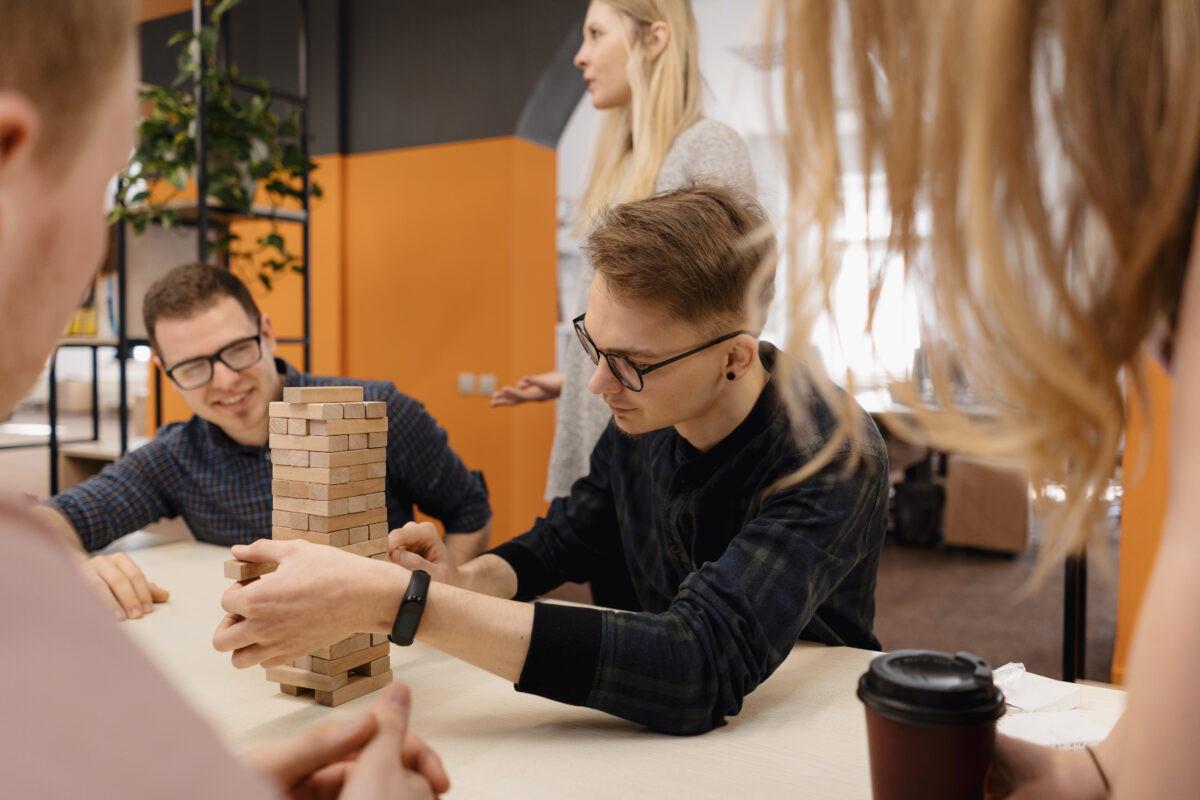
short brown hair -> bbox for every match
[0,0,138,170]
[143,263,262,352]
[583,183,776,333]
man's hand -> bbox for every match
[983,734,1108,799]
[213,538,406,669]
[388,522,462,587]
[489,370,563,407]
[243,682,450,799]
[82,552,170,621]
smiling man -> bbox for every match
[40,263,491,620]
[214,185,889,735]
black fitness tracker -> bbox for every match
[389,569,431,646]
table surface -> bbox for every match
[119,541,1127,800]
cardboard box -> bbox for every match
[942,454,1030,552]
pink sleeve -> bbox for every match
[0,493,279,799]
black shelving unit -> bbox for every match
[47,0,313,495]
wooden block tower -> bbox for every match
[225,385,393,707]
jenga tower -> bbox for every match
[226,385,393,707]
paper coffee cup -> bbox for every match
[857,650,1005,800]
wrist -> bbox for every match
[364,560,409,634]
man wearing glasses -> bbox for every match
[215,186,888,735]
[39,262,491,621]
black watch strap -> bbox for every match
[389,569,431,646]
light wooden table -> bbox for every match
[118,541,1127,800]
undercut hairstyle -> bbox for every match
[583,183,776,334]
[0,0,138,171]
[143,263,262,352]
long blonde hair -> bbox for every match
[576,0,704,233]
[770,0,1200,568]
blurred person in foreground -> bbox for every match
[0,1,445,796]
[769,1,1200,797]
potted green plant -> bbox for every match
[108,0,321,288]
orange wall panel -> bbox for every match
[1113,360,1173,684]
[342,137,557,543]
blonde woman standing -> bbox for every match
[492,0,757,504]
[771,1,1200,796]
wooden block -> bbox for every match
[353,655,391,677]
[287,418,308,435]
[369,522,388,539]
[314,670,392,707]
[370,633,389,646]
[368,431,387,448]
[342,402,366,419]
[307,507,387,533]
[309,448,386,468]
[265,665,351,692]
[348,495,367,513]
[348,462,387,482]
[283,386,364,404]
[308,418,388,435]
[310,642,389,676]
[341,538,387,557]
[307,478,385,501]
[269,433,349,452]
[274,496,351,517]
[269,401,344,420]
[311,632,371,660]
[348,525,369,544]
[270,449,310,467]
[272,509,309,530]
[272,527,350,547]
[347,433,369,450]
[269,418,288,434]
[364,401,386,418]
[370,553,389,560]
[271,479,311,499]
[272,465,351,485]
[279,683,309,696]
[292,655,313,670]
[224,559,277,580]
[366,492,386,510]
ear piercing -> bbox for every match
[726,372,736,381]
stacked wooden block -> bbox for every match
[225,385,393,706]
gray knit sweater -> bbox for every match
[545,119,758,500]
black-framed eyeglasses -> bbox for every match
[573,314,748,392]
[163,334,264,390]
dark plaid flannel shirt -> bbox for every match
[489,345,888,734]
[48,359,490,551]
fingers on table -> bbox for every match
[93,553,154,619]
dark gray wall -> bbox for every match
[138,0,586,157]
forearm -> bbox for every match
[360,563,532,684]
[444,523,490,565]
[1113,526,1200,797]
[458,553,520,598]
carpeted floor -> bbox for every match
[873,536,1118,683]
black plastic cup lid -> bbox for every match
[857,650,1005,727]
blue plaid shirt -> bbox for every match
[489,344,888,734]
[49,360,491,551]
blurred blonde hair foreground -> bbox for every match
[766,0,1200,573]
